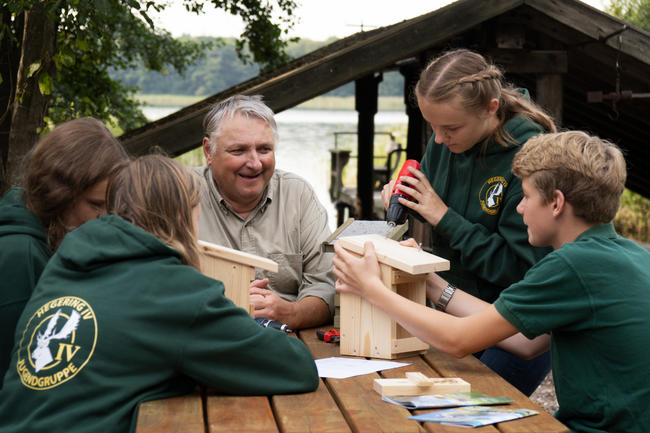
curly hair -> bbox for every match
[512,131,627,224]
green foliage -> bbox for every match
[614,189,650,242]
[110,37,406,99]
[1,1,298,133]
[606,0,650,30]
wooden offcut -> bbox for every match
[338,235,450,359]
[198,240,278,315]
[373,374,470,397]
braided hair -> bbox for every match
[415,49,556,148]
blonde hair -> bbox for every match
[24,117,129,250]
[415,49,557,148]
[512,131,627,223]
[106,155,202,269]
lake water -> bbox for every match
[142,106,408,230]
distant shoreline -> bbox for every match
[135,94,406,111]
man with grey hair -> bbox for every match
[195,94,335,330]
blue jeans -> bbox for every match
[478,346,551,397]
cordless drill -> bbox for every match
[386,159,420,227]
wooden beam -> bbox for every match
[487,49,568,74]
[355,74,381,220]
[120,0,525,157]
[337,234,449,274]
[536,73,563,126]
[524,0,650,66]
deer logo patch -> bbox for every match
[17,296,97,390]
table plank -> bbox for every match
[379,356,498,433]
[302,326,425,433]
[205,395,278,433]
[424,349,569,433]
[135,393,204,433]
[272,380,352,433]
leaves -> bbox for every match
[38,71,53,95]
[26,61,41,78]
[2,0,298,135]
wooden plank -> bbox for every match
[135,393,204,433]
[205,396,278,433]
[198,240,278,272]
[337,234,450,275]
[300,326,425,433]
[379,356,499,433]
[272,381,352,433]
[270,331,351,433]
[373,376,470,396]
[423,349,569,433]
[199,254,255,314]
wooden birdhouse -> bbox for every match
[198,240,278,315]
[337,234,450,359]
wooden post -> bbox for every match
[337,234,449,359]
[197,240,278,315]
[355,73,382,220]
[537,74,563,127]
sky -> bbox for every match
[153,0,608,41]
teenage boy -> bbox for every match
[333,131,650,433]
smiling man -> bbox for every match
[195,95,334,330]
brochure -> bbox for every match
[383,392,512,410]
[409,406,538,428]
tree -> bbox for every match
[0,0,297,192]
[606,0,650,30]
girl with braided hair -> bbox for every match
[381,49,556,396]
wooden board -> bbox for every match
[373,376,470,397]
[206,396,278,433]
[198,240,278,273]
[337,234,449,275]
[135,393,204,433]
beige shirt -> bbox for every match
[195,166,335,313]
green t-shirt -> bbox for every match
[0,215,318,433]
[495,224,650,433]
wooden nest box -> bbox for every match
[337,234,450,359]
[198,240,278,315]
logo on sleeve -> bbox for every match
[16,296,97,390]
[479,176,508,215]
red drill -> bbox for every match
[386,159,420,227]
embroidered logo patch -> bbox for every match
[17,296,97,390]
[479,176,508,215]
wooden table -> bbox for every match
[136,326,569,433]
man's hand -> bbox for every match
[250,282,330,330]
[250,280,296,324]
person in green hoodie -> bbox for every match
[337,131,650,433]
[0,117,128,389]
[381,49,556,396]
[0,155,318,433]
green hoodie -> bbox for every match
[0,215,318,433]
[0,188,49,388]
[421,115,551,302]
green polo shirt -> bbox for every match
[495,223,650,433]
[195,167,335,314]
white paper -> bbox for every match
[315,356,410,379]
